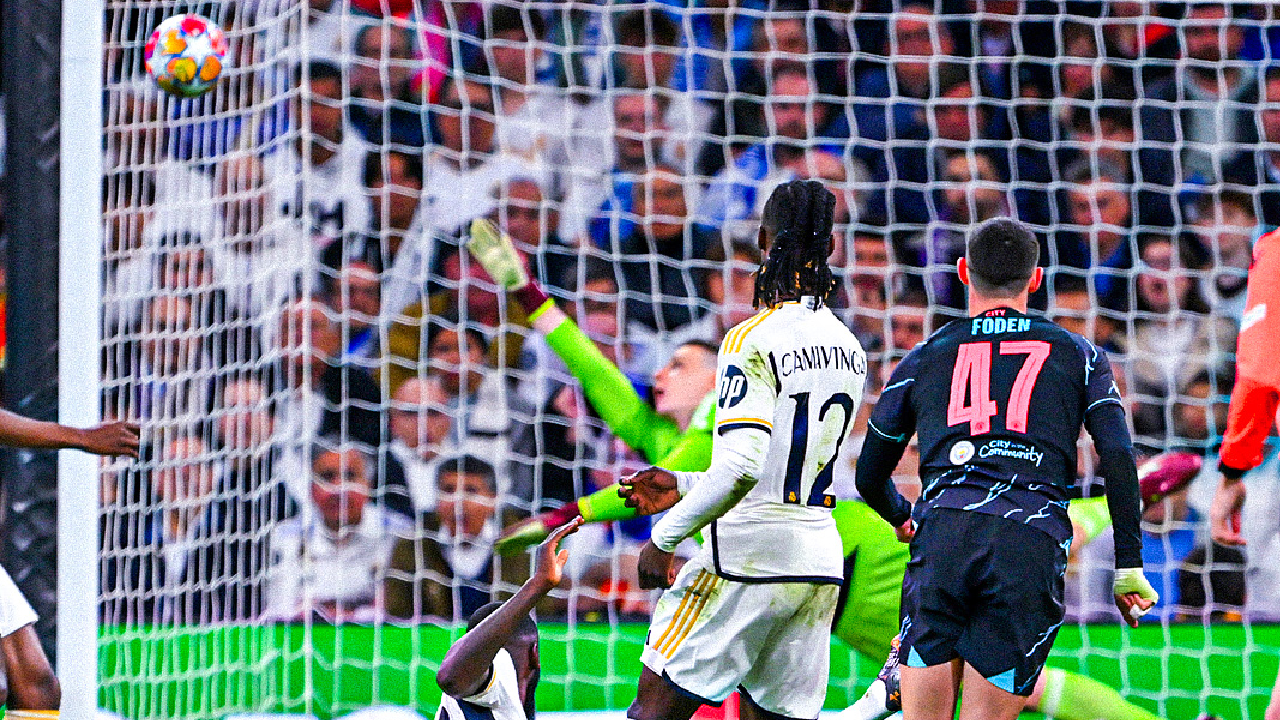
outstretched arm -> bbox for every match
[437,517,583,698]
[0,410,139,457]
[468,218,684,461]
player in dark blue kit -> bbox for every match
[855,218,1159,720]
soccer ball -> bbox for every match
[145,14,227,98]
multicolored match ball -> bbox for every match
[145,14,227,98]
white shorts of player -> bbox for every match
[0,563,38,637]
[640,552,839,720]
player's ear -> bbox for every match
[758,226,769,254]
[1028,266,1044,294]
[957,257,970,286]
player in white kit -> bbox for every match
[621,180,867,720]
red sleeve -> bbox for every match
[1219,376,1280,475]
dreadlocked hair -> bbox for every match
[753,179,837,309]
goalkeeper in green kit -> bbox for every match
[467,218,1168,720]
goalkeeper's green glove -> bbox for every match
[467,218,529,290]
[1112,567,1159,627]
[467,218,552,317]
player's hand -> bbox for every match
[894,519,916,544]
[531,516,584,593]
[637,540,677,589]
[620,467,680,516]
[77,421,141,458]
[1112,567,1158,628]
[1209,476,1246,546]
[467,218,529,291]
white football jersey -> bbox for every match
[436,648,527,720]
[706,297,867,581]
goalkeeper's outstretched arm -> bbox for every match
[468,220,715,554]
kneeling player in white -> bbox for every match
[622,180,867,720]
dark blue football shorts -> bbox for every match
[897,507,1067,697]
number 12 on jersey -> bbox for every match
[947,340,1050,435]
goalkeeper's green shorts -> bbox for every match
[831,500,909,659]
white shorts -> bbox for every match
[640,553,840,719]
[0,564,38,637]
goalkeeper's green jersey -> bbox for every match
[544,317,714,470]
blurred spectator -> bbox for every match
[102,169,157,260]
[1171,371,1232,454]
[331,148,430,319]
[1100,1,1179,82]
[843,231,895,353]
[1048,273,1118,351]
[273,61,372,251]
[915,150,1010,308]
[125,295,216,422]
[101,430,271,623]
[1141,3,1259,188]
[956,0,1056,105]
[1247,67,1280,227]
[618,168,712,332]
[424,318,536,511]
[389,376,454,513]
[783,149,871,245]
[698,66,841,226]
[274,299,412,516]
[1065,159,1135,307]
[212,152,309,326]
[349,21,426,146]
[265,440,407,623]
[888,290,930,359]
[563,90,669,248]
[1121,233,1237,444]
[681,238,762,344]
[1193,190,1259,322]
[485,5,593,197]
[424,74,536,234]
[106,230,230,337]
[1060,84,1177,230]
[1055,21,1134,114]
[852,3,954,139]
[878,63,1005,229]
[1177,543,1246,620]
[610,7,709,171]
[492,177,576,299]
[320,259,382,369]
[214,376,289,499]
[386,455,528,621]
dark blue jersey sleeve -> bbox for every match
[856,352,921,526]
[1079,337,1124,415]
[1078,342,1143,568]
[867,352,920,444]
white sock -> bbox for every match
[835,679,893,720]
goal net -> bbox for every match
[92,1,1277,718]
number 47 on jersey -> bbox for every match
[947,340,1051,435]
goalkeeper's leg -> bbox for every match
[1028,667,1157,720]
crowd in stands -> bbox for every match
[83,0,1280,627]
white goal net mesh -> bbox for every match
[94,1,1279,718]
